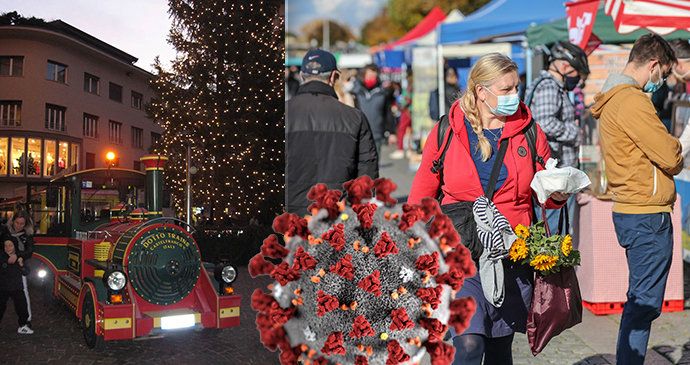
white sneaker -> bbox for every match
[17,325,33,335]
[389,150,405,160]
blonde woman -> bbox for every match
[408,53,567,364]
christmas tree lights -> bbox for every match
[148,0,284,225]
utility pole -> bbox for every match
[323,19,330,50]
[186,142,191,228]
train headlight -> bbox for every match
[221,265,237,284]
[214,262,237,294]
[106,271,127,291]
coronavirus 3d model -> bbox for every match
[249,176,476,365]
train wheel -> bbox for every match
[81,290,104,349]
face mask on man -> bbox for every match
[643,65,664,93]
[672,67,690,82]
[484,87,519,116]
[563,74,581,91]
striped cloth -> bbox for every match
[473,196,517,307]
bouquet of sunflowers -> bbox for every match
[509,222,580,275]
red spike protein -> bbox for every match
[249,178,476,364]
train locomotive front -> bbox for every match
[32,155,240,348]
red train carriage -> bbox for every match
[30,155,240,348]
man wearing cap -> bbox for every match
[285,49,379,216]
[525,41,590,234]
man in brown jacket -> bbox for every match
[591,33,682,365]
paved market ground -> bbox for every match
[379,144,690,365]
[1,273,279,364]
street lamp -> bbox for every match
[106,151,116,167]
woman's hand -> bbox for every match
[7,254,17,264]
[550,192,570,202]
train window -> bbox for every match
[29,184,69,236]
[81,186,117,226]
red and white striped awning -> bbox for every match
[605,0,690,34]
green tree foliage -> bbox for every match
[360,8,406,47]
[0,11,46,26]
[299,19,356,45]
[388,0,491,31]
[360,0,491,45]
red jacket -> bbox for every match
[408,100,561,228]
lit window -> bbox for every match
[57,141,68,173]
[27,138,41,176]
[44,140,56,176]
[70,144,79,170]
[10,137,25,176]
[0,137,7,175]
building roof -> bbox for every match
[44,20,139,64]
[0,18,153,76]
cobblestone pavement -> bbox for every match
[1,268,280,365]
[379,144,690,365]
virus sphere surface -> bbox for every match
[250,177,476,365]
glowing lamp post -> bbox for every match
[105,151,116,167]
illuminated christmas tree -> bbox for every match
[149,0,284,226]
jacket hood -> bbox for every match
[591,74,640,119]
[447,99,533,140]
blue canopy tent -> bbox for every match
[439,0,566,45]
[433,0,566,112]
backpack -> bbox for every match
[430,115,544,192]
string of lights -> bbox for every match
[148,0,285,226]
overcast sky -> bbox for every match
[3,0,175,71]
[287,0,387,37]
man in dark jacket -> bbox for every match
[286,49,379,216]
[350,64,395,159]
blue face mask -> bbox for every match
[643,66,664,93]
[484,87,520,116]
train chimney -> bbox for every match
[139,155,168,218]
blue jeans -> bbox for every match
[613,212,674,365]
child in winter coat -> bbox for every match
[0,239,33,334]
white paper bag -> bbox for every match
[530,158,592,204]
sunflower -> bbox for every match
[509,238,528,262]
[514,224,530,239]
[561,235,573,257]
[530,254,559,272]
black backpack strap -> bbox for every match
[485,138,509,201]
[431,115,451,202]
[524,118,545,169]
[431,115,451,174]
